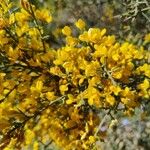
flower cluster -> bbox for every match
[0,0,149,149]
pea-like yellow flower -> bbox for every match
[75,19,86,30]
[66,94,74,104]
[59,84,68,94]
[138,64,150,78]
[66,36,78,46]
[112,71,122,79]
[62,26,72,36]
[35,9,52,23]
[106,95,115,106]
[110,85,121,96]
[46,92,56,101]
[35,80,43,92]
[9,13,15,25]
[138,79,149,91]
[89,136,95,143]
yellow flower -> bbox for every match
[104,35,115,46]
[138,79,149,91]
[78,76,85,86]
[9,13,15,25]
[49,66,62,76]
[121,98,129,105]
[93,45,107,57]
[121,97,138,107]
[3,89,10,95]
[88,28,106,43]
[133,50,143,59]
[35,80,43,92]
[16,23,29,37]
[106,95,115,106]
[66,94,74,104]
[101,28,107,36]
[87,87,100,106]
[35,9,52,23]
[79,31,89,42]
[88,76,100,87]
[85,61,100,77]
[33,141,39,150]
[63,62,74,73]
[75,19,86,30]
[110,85,121,96]
[88,95,94,106]
[88,28,99,41]
[88,136,95,144]
[138,64,150,78]
[66,36,78,46]
[144,33,150,43]
[112,53,120,61]
[25,129,35,145]
[46,92,56,101]
[112,71,122,79]
[0,30,9,45]
[59,84,68,94]
[15,8,30,24]
[28,28,40,37]
[62,26,72,36]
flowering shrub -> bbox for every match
[0,0,149,149]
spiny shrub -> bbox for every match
[0,0,149,149]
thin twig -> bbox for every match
[142,12,150,22]
[0,83,19,103]
[104,67,117,86]
[4,28,19,43]
[94,109,111,136]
